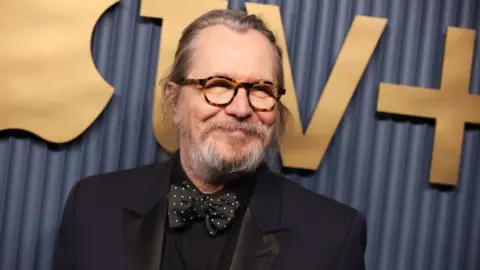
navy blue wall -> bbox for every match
[1,0,479,269]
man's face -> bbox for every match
[174,24,278,175]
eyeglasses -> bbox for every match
[178,75,286,112]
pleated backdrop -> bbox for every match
[1,0,479,269]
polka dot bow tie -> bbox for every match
[167,181,240,236]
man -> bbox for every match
[53,9,367,270]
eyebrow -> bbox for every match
[209,72,272,83]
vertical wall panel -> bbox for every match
[0,0,479,269]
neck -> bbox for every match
[179,150,224,194]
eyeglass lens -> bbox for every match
[203,77,277,109]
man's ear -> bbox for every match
[164,81,182,124]
[165,81,180,115]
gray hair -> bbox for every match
[160,9,290,148]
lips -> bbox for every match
[226,129,247,136]
[200,123,265,141]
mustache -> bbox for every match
[201,121,268,139]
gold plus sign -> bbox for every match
[377,27,480,186]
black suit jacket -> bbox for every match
[52,157,367,270]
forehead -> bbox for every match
[187,24,277,82]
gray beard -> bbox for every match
[177,124,270,184]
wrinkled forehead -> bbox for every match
[187,25,277,82]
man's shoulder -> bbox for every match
[267,172,367,266]
[72,160,171,204]
[269,170,364,227]
[78,162,162,187]
[78,163,161,182]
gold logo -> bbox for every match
[378,28,479,185]
[0,0,117,143]
[1,0,478,185]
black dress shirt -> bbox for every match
[160,156,257,270]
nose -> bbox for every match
[224,87,253,119]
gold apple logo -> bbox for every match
[0,0,478,186]
[0,0,117,143]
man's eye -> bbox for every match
[253,85,275,96]
[206,80,234,89]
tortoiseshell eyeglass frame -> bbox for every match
[178,75,286,112]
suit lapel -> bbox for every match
[123,199,168,270]
[121,155,175,270]
[230,164,290,270]
[229,209,289,270]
